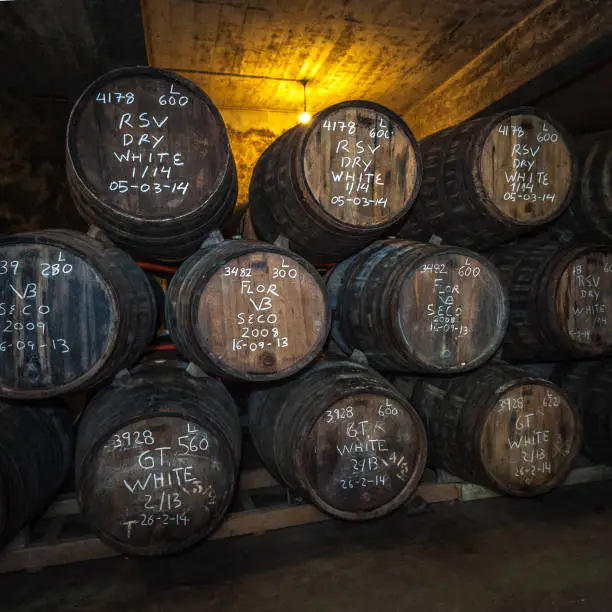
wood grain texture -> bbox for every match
[248,360,427,520]
[75,361,241,557]
[554,132,612,242]
[249,101,421,264]
[66,67,237,260]
[0,230,157,399]
[490,237,612,361]
[398,108,576,249]
[302,104,418,226]
[0,401,73,550]
[543,359,612,466]
[166,239,329,381]
[326,240,508,373]
[397,362,581,496]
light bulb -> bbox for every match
[299,111,311,124]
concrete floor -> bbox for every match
[3,481,612,612]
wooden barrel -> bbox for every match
[0,230,157,399]
[166,237,330,381]
[326,239,508,373]
[398,108,577,249]
[249,100,422,264]
[490,237,612,361]
[66,66,237,260]
[0,400,73,550]
[395,362,581,496]
[522,360,612,466]
[248,360,427,520]
[553,132,612,243]
[75,360,241,556]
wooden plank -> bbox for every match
[0,536,118,573]
[211,504,329,540]
[405,0,612,139]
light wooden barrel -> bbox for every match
[490,237,612,361]
[326,239,508,372]
[66,66,237,260]
[0,230,157,399]
[249,100,422,264]
[166,238,330,381]
[394,362,581,496]
[75,360,241,556]
[0,400,73,550]
[399,108,576,249]
[249,360,427,520]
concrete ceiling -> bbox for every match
[142,0,542,117]
[2,0,612,138]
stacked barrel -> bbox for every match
[2,64,610,562]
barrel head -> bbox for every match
[302,101,420,229]
[195,250,329,379]
[397,249,508,372]
[299,392,426,520]
[555,248,612,353]
[67,67,231,222]
[479,381,580,496]
[79,415,235,556]
[0,239,117,398]
[476,112,574,224]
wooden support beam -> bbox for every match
[405,0,612,139]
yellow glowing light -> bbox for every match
[299,111,312,124]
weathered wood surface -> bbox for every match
[534,359,612,466]
[490,238,612,361]
[249,101,421,263]
[399,109,576,249]
[398,362,582,496]
[66,67,237,260]
[326,239,508,373]
[0,401,73,551]
[0,230,156,399]
[249,360,427,520]
[166,239,329,381]
[553,131,612,242]
[75,361,241,557]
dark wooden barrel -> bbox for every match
[166,238,330,381]
[66,66,237,260]
[248,360,427,520]
[75,360,241,556]
[522,360,612,466]
[552,131,612,243]
[326,239,508,373]
[490,237,612,361]
[395,362,581,496]
[0,400,73,550]
[0,230,157,399]
[398,108,577,249]
[249,100,422,264]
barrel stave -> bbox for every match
[166,239,330,381]
[0,401,73,549]
[66,66,237,260]
[248,360,427,520]
[327,239,508,373]
[403,363,581,496]
[75,361,241,556]
[0,230,156,399]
